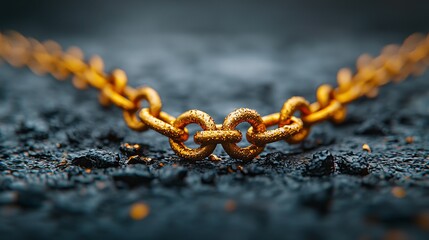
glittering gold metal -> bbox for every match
[247,114,303,146]
[169,110,217,160]
[221,108,266,161]
[278,97,312,143]
[123,86,162,131]
[139,108,187,142]
[1,31,429,161]
[194,129,242,145]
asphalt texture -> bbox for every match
[1,24,429,240]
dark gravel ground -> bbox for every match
[1,1,429,239]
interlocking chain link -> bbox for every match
[1,31,429,161]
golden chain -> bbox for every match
[1,32,429,161]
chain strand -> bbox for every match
[1,31,429,161]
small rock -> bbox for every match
[159,167,188,186]
[302,150,335,177]
[265,152,287,162]
[71,150,119,169]
[337,154,370,176]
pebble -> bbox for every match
[265,152,287,162]
[302,150,335,177]
[337,154,370,176]
[70,150,119,169]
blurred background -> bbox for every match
[1,0,429,36]
[1,0,429,123]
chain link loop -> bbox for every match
[138,108,188,142]
[169,110,217,160]
[221,108,267,161]
[278,97,312,143]
[246,113,303,146]
[2,31,429,161]
[123,86,162,131]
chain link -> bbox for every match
[1,31,429,161]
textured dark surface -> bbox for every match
[1,1,429,240]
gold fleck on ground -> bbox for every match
[362,144,371,153]
[391,187,406,198]
[405,136,414,144]
[127,155,152,165]
[225,200,237,212]
[209,154,222,161]
[124,143,141,150]
[129,202,150,220]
